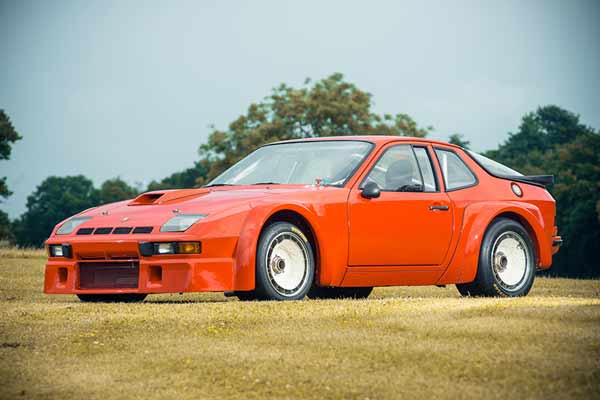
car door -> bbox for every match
[348,143,454,266]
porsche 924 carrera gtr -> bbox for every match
[44,136,562,302]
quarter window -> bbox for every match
[434,149,477,190]
[362,145,428,192]
[466,150,522,177]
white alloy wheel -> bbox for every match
[490,231,531,292]
[265,232,309,297]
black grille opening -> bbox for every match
[79,262,139,289]
[113,227,133,234]
[132,227,153,234]
[94,227,113,235]
[77,228,94,235]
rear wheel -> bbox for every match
[255,222,315,301]
[456,218,535,297]
[77,294,147,303]
[307,286,373,300]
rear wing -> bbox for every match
[505,175,554,188]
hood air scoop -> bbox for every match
[128,189,210,206]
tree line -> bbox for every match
[1,74,598,277]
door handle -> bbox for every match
[429,205,449,211]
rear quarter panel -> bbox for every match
[437,150,556,285]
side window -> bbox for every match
[362,145,423,192]
[413,147,437,192]
[434,148,477,190]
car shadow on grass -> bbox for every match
[143,299,231,304]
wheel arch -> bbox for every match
[492,211,541,265]
[232,204,321,291]
[438,201,550,285]
[261,210,320,269]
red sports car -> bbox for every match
[44,136,561,302]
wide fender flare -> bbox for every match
[231,202,327,291]
[438,201,550,285]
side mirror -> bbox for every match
[361,182,381,199]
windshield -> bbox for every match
[467,150,522,177]
[208,140,374,187]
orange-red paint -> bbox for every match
[44,136,559,295]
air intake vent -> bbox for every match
[79,262,139,289]
[132,227,153,234]
[73,226,153,235]
[94,227,113,235]
[129,192,165,205]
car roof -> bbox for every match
[269,135,462,149]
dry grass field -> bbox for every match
[0,248,599,400]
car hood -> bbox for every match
[66,185,334,232]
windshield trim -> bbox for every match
[262,138,375,148]
[206,139,375,188]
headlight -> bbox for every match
[160,214,207,232]
[139,241,202,256]
[48,245,63,257]
[156,243,175,254]
[48,244,73,258]
[56,217,92,235]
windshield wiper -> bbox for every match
[203,183,236,188]
[251,182,280,185]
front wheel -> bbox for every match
[456,218,536,297]
[77,294,147,303]
[255,222,315,301]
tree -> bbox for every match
[147,161,208,191]
[0,110,22,243]
[0,211,14,243]
[539,133,600,278]
[197,73,432,183]
[97,178,139,204]
[485,106,599,278]
[448,133,470,149]
[485,106,591,169]
[13,176,98,247]
[1,110,22,199]
[13,176,144,247]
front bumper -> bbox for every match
[44,237,237,294]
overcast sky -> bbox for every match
[1,0,599,218]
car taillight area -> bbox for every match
[79,261,140,289]
[551,226,562,255]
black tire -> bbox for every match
[255,222,315,301]
[456,218,536,297]
[77,294,148,303]
[307,286,373,300]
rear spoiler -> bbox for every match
[506,175,554,188]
